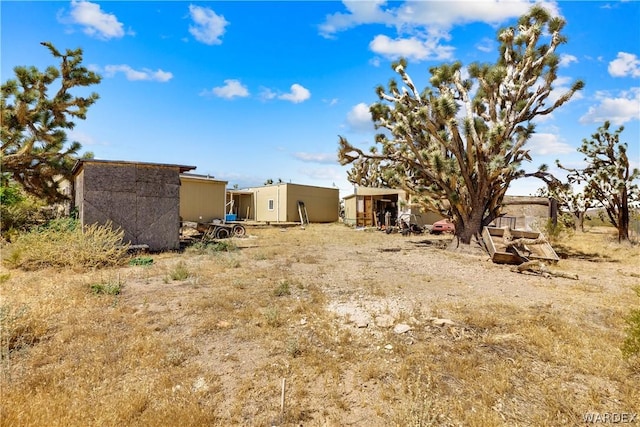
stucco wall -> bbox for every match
[74,161,184,251]
[500,196,551,229]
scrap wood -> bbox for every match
[504,236,548,248]
[501,227,548,248]
[510,260,579,280]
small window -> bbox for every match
[268,199,274,211]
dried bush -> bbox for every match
[622,287,640,368]
[1,303,48,375]
[2,218,129,270]
[0,192,53,241]
[169,261,190,281]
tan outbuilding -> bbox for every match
[342,187,442,228]
[343,188,555,231]
[245,183,339,223]
[72,159,195,251]
[179,173,228,223]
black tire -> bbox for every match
[232,224,246,237]
[215,227,230,239]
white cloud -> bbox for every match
[278,84,311,103]
[293,152,337,164]
[369,34,455,61]
[68,0,126,40]
[259,87,277,101]
[546,75,584,105]
[346,103,374,133]
[608,52,640,78]
[68,129,107,146]
[532,113,555,124]
[319,0,395,38]
[580,88,640,125]
[103,65,173,82]
[205,79,249,99]
[321,0,558,36]
[528,133,574,155]
[559,54,578,68]
[395,1,560,28]
[188,5,228,45]
[319,1,560,63]
[476,37,494,53]
[298,166,344,182]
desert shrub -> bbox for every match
[0,190,52,241]
[129,256,153,266]
[391,370,442,426]
[273,280,291,297]
[186,240,237,255]
[622,287,640,368]
[264,306,282,327]
[286,337,302,358]
[169,261,190,280]
[542,215,574,242]
[89,276,123,295]
[2,218,129,270]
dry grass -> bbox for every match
[3,220,129,270]
[1,223,639,426]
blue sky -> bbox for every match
[2,1,639,197]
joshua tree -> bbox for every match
[339,6,583,247]
[558,121,639,242]
[1,42,101,203]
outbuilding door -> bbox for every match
[356,196,374,227]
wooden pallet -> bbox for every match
[482,226,559,265]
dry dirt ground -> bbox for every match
[124,224,640,424]
[2,223,640,426]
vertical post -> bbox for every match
[549,198,558,228]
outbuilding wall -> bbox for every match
[285,183,339,223]
[179,175,227,222]
[74,160,191,251]
[500,196,553,230]
[249,183,339,223]
[252,185,283,222]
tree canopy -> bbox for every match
[1,42,101,203]
[338,6,583,246]
[557,121,639,242]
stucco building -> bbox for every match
[72,159,195,251]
